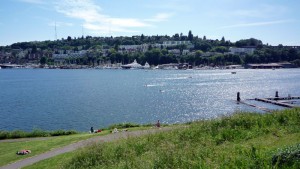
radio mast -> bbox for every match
[55,22,57,40]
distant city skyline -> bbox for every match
[1,0,300,46]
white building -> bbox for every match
[53,50,87,64]
[229,47,256,55]
[119,44,149,53]
[162,41,194,48]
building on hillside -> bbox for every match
[202,52,222,57]
[52,50,87,64]
[278,62,298,68]
[229,47,256,55]
[162,41,194,49]
[168,49,181,56]
[245,63,282,69]
[119,44,149,53]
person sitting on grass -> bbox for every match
[156,120,160,128]
[17,150,31,155]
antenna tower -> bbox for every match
[82,25,84,37]
[55,22,57,40]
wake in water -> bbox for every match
[144,84,164,87]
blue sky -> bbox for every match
[0,0,299,46]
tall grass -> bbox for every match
[0,129,78,140]
[64,108,300,169]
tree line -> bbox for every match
[0,31,299,66]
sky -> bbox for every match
[0,0,300,46]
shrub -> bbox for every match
[0,131,10,139]
[272,143,300,168]
[108,123,140,129]
[0,129,78,140]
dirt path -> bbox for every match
[0,128,171,169]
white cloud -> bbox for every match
[232,4,287,18]
[48,21,74,27]
[148,0,191,12]
[145,13,174,22]
[19,0,44,4]
[54,0,156,34]
[219,20,295,29]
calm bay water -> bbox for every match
[0,68,299,131]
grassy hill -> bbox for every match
[26,108,300,169]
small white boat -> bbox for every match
[143,62,150,69]
[121,59,142,69]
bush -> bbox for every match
[272,143,300,168]
[108,123,140,129]
[0,131,10,139]
[0,129,78,140]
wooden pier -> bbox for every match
[236,92,300,112]
[254,98,298,108]
[265,96,300,100]
[239,101,272,112]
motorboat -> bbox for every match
[121,59,142,69]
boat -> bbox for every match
[121,59,142,69]
[143,62,150,69]
[231,72,236,74]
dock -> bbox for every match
[254,98,298,108]
[239,101,272,112]
[236,92,300,112]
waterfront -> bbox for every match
[0,69,300,131]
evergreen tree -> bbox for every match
[188,30,193,41]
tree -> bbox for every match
[141,34,145,41]
[40,56,47,65]
[211,46,228,53]
[173,33,180,41]
[194,42,211,52]
[221,36,225,43]
[188,30,193,41]
[67,36,72,41]
[31,45,37,54]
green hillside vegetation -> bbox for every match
[26,108,300,169]
[1,32,300,67]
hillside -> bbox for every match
[1,32,300,67]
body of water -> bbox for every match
[0,68,299,131]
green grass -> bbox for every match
[0,125,154,167]
[27,108,300,169]
[0,129,78,140]
[0,130,110,167]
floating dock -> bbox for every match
[254,98,298,108]
[236,92,300,112]
[239,101,272,112]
